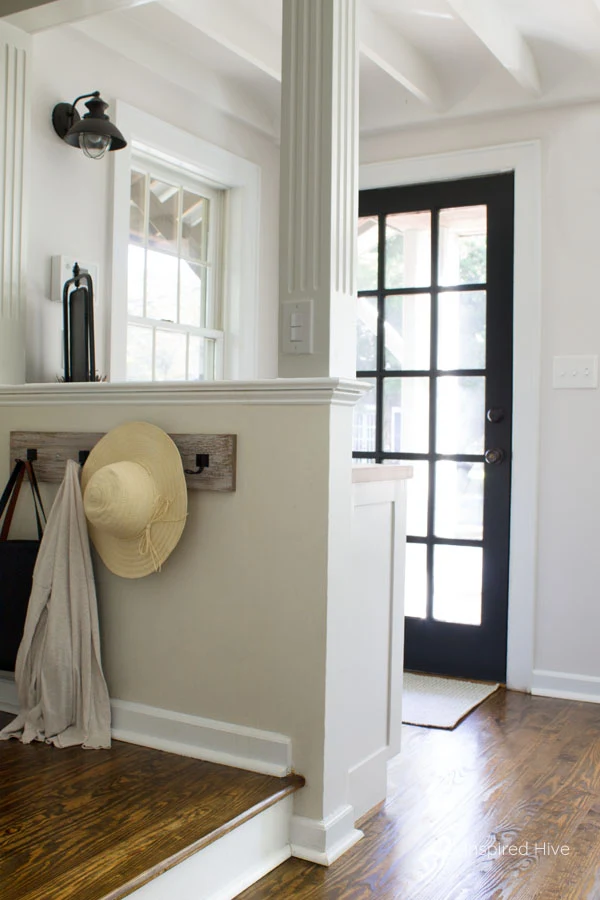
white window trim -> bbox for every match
[110,102,261,382]
[360,141,542,694]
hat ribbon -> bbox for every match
[138,495,187,573]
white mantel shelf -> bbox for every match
[0,378,372,407]
[352,465,413,483]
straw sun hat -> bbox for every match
[81,422,188,579]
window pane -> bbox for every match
[127,245,145,316]
[435,461,484,540]
[357,216,378,291]
[205,339,216,380]
[357,296,377,370]
[439,205,487,287]
[399,459,428,537]
[384,294,430,370]
[130,171,146,244]
[154,329,187,381]
[433,545,482,625]
[181,190,209,262]
[438,291,486,371]
[436,376,485,455]
[179,261,206,327]
[353,379,376,452]
[405,543,427,619]
[148,179,179,253]
[127,325,152,381]
[385,211,431,289]
[146,251,178,322]
[383,377,429,453]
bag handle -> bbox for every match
[0,459,47,542]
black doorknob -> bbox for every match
[484,448,505,465]
[487,407,505,423]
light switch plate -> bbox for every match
[281,299,313,354]
[552,355,598,389]
[51,256,100,304]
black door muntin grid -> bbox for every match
[356,174,514,681]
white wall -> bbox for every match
[25,25,280,383]
[361,103,600,692]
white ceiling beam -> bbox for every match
[160,0,282,82]
[4,0,154,33]
[446,0,541,95]
[359,5,444,110]
[74,15,278,138]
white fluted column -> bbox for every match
[0,22,30,384]
[278,0,359,378]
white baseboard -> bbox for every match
[128,794,293,900]
[291,804,363,866]
[0,678,291,777]
[348,747,389,822]
[532,669,600,704]
[0,672,17,713]
[110,699,292,776]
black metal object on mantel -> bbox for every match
[62,263,96,381]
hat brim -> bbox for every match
[81,422,188,579]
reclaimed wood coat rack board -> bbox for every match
[9,432,236,492]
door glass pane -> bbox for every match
[439,205,487,287]
[435,461,484,540]
[181,190,208,262]
[353,379,377,452]
[433,545,482,625]
[130,170,146,244]
[438,291,486,370]
[179,261,205,327]
[148,179,179,253]
[357,296,378,370]
[126,325,152,381]
[154,329,187,381]
[383,378,429,453]
[384,294,430,370]
[127,245,145,316]
[146,251,178,322]
[357,216,379,291]
[405,543,427,619]
[385,211,431,289]
[399,459,428,537]
[436,376,485,455]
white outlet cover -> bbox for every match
[552,355,598,389]
[51,256,100,304]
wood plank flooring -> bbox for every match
[0,712,303,900]
[239,689,600,900]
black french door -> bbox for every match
[354,174,514,682]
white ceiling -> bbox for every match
[8,0,600,139]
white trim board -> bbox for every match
[532,670,600,704]
[290,805,363,866]
[0,377,371,407]
[360,142,542,693]
[127,794,293,900]
[0,677,291,777]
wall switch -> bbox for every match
[282,299,313,354]
[51,256,100,304]
[552,355,598,389]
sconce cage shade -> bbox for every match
[52,93,127,158]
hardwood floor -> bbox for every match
[0,712,303,900]
[239,689,600,899]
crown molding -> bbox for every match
[0,378,371,407]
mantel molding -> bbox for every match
[0,378,371,407]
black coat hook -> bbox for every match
[185,453,209,475]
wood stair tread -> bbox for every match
[0,712,303,900]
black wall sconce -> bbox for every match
[52,91,127,160]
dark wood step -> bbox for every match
[0,712,303,900]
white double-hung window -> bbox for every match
[126,153,224,382]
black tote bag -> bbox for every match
[0,460,46,672]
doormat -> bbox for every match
[402,673,500,729]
